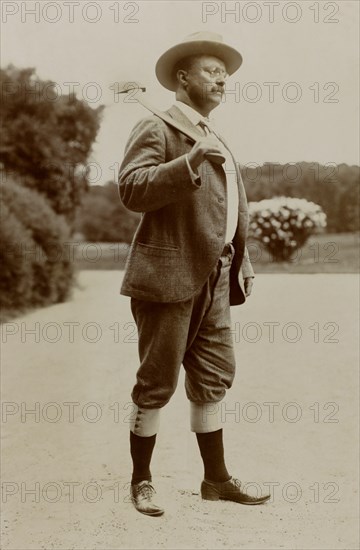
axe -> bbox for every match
[111,81,225,165]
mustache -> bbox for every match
[202,84,225,98]
[208,85,225,94]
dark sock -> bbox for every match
[130,431,156,485]
[196,429,231,483]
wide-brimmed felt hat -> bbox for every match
[155,31,243,91]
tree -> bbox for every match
[0,65,104,219]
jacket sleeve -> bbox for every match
[118,116,201,212]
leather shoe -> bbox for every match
[130,481,164,516]
[201,477,270,505]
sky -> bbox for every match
[1,0,359,185]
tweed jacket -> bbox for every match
[118,105,254,306]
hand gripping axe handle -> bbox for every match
[112,82,225,165]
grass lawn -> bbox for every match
[74,232,359,273]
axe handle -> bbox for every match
[135,96,225,165]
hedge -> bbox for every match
[1,179,74,315]
[0,201,35,310]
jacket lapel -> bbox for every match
[166,104,244,191]
[166,105,204,139]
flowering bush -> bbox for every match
[248,196,327,261]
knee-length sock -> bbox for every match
[130,431,157,485]
[195,429,231,483]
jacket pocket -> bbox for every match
[135,242,179,257]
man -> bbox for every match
[118,31,270,516]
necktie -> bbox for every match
[198,119,216,137]
[198,120,229,151]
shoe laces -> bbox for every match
[134,481,156,501]
[231,477,242,489]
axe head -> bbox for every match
[110,81,146,94]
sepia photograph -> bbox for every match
[1,1,359,549]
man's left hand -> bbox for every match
[244,277,254,297]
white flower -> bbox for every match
[249,196,326,229]
[249,196,327,259]
[271,219,281,227]
[279,207,290,219]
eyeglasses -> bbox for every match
[204,67,229,79]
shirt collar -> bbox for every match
[174,100,213,127]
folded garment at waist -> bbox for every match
[221,242,235,257]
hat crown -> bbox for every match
[183,31,224,44]
[155,30,243,91]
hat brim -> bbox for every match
[155,40,243,91]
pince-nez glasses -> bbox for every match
[205,67,229,80]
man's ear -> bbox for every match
[176,70,188,88]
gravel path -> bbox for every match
[1,272,359,549]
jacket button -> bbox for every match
[218,197,224,203]
[217,232,222,238]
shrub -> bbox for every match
[248,196,327,261]
[0,202,35,311]
[1,179,74,312]
[242,162,359,233]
